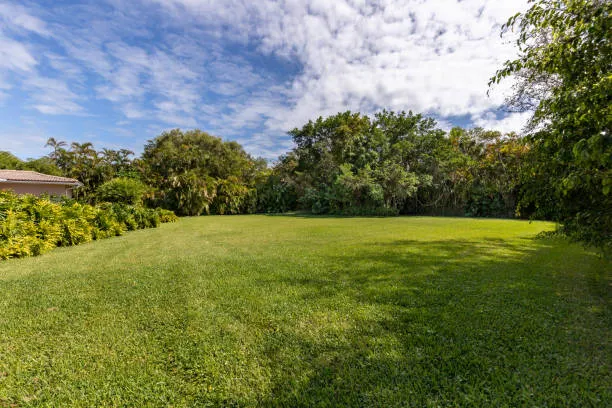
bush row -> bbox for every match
[0,191,178,260]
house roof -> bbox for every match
[0,170,82,186]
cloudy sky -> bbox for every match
[0,0,531,160]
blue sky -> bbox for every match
[0,0,531,160]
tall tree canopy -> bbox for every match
[141,129,265,216]
[491,0,611,252]
[0,151,62,176]
[284,111,525,216]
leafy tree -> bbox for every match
[376,161,419,209]
[288,111,471,215]
[23,157,63,176]
[0,151,62,176]
[0,152,22,169]
[444,128,530,218]
[141,129,262,216]
[333,164,383,211]
[169,171,217,216]
[211,176,253,215]
[491,0,612,251]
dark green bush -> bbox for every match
[130,206,160,228]
[96,177,148,205]
[106,203,138,231]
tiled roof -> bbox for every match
[0,170,82,186]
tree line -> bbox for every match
[1,0,608,252]
[0,118,529,217]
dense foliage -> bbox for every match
[2,120,535,222]
[278,111,527,217]
[0,151,62,175]
[96,177,149,206]
[491,0,611,252]
[0,191,177,259]
[45,138,140,201]
[140,129,265,216]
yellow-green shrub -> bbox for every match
[156,208,179,223]
[0,191,178,260]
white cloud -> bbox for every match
[157,112,197,127]
[237,132,294,159]
[149,0,529,148]
[0,35,37,72]
[0,2,50,36]
[472,111,532,134]
[24,76,85,115]
[121,104,148,119]
[0,3,85,115]
[45,53,84,80]
[0,0,531,159]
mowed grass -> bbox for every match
[0,216,610,407]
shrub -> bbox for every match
[210,177,253,215]
[131,206,160,229]
[255,174,297,214]
[0,191,178,260]
[59,203,95,246]
[106,203,138,231]
[156,208,179,223]
[93,205,125,239]
[96,177,148,205]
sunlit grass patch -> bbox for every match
[0,216,609,406]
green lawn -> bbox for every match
[0,216,609,407]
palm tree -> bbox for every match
[101,148,119,165]
[70,142,94,155]
[117,149,134,171]
[44,137,67,161]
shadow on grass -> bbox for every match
[262,212,522,220]
[253,238,610,407]
[263,211,393,219]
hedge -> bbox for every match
[0,191,178,260]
